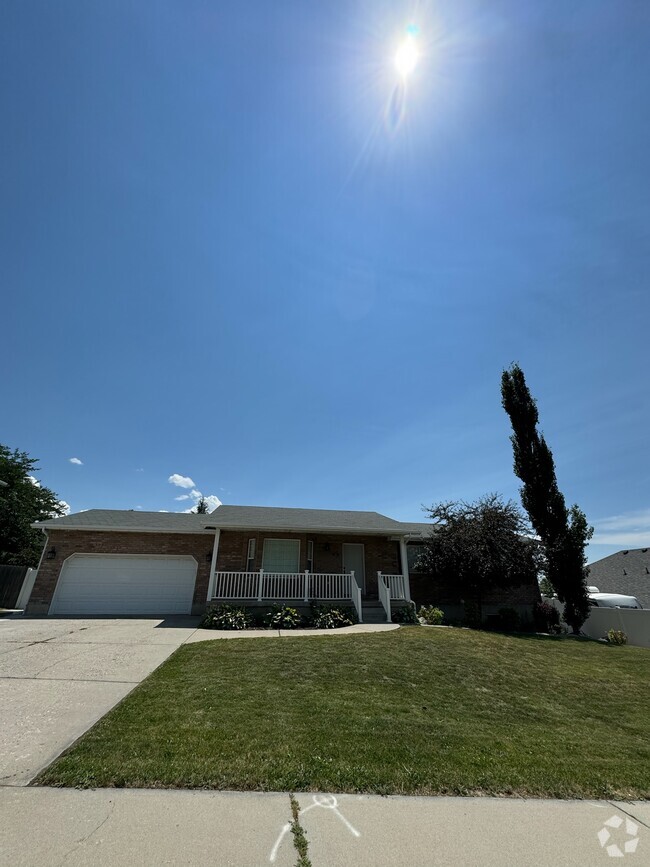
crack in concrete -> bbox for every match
[55,798,116,866]
[608,800,650,830]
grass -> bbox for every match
[36,628,650,799]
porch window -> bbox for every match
[262,539,300,573]
[247,539,256,571]
[407,544,427,573]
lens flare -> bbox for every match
[394,29,419,78]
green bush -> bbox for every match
[463,600,482,629]
[264,605,303,629]
[607,629,628,646]
[391,602,419,624]
[533,600,561,633]
[310,605,358,629]
[419,605,444,625]
[200,604,253,630]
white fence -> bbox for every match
[544,596,650,648]
[16,568,38,611]
[581,607,650,648]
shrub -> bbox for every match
[310,605,358,629]
[200,604,253,630]
[533,600,562,634]
[497,607,520,632]
[419,605,444,625]
[607,629,628,646]
[463,600,482,629]
[391,602,419,624]
[264,605,303,629]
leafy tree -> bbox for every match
[0,444,66,566]
[539,576,555,597]
[501,364,592,632]
[194,496,209,514]
[419,494,540,626]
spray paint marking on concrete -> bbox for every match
[270,794,361,862]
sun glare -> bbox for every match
[394,31,419,78]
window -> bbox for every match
[307,540,314,572]
[407,544,427,573]
[247,539,256,571]
[262,539,300,573]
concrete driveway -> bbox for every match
[0,618,397,786]
[0,616,200,785]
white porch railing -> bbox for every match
[378,572,391,622]
[384,573,408,600]
[377,572,410,622]
[212,570,363,622]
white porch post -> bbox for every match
[304,570,309,602]
[399,537,412,602]
[206,529,221,601]
[257,569,264,601]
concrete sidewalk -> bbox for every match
[1,787,647,866]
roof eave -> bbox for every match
[31,521,411,536]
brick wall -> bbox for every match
[27,530,214,615]
[216,531,401,597]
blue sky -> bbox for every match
[2,1,650,563]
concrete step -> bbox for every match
[362,605,390,624]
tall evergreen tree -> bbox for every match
[501,364,592,632]
[194,496,209,514]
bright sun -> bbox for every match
[394,33,419,78]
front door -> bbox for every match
[342,543,365,594]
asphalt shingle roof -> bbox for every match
[35,505,432,536]
[34,510,210,533]
[587,548,650,608]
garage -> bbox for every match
[48,554,197,616]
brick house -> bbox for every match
[27,505,540,622]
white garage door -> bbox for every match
[49,555,197,616]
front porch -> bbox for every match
[208,570,411,623]
[205,528,414,622]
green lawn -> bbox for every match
[36,629,650,798]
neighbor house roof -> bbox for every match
[587,548,650,608]
[34,505,432,537]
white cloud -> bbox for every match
[27,475,41,487]
[135,468,144,473]
[168,474,195,489]
[591,509,650,548]
[58,500,71,515]
[69,457,83,465]
[175,494,191,501]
